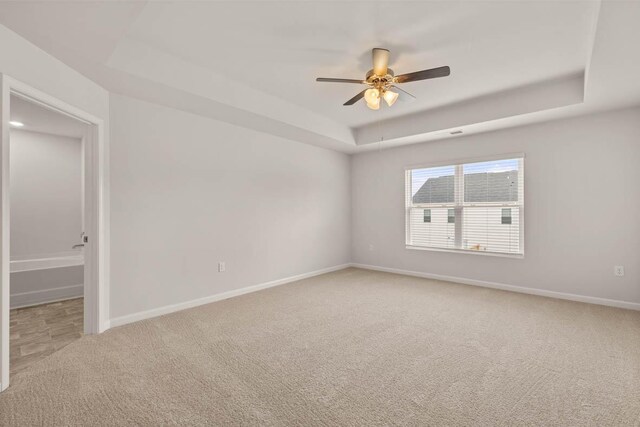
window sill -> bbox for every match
[405,245,524,259]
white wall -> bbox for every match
[351,107,640,305]
[10,130,82,258]
[109,94,351,320]
[0,25,109,121]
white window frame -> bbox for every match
[405,153,524,258]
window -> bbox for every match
[406,156,524,255]
[501,208,512,225]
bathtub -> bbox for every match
[11,253,84,273]
[10,253,84,308]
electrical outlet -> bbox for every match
[614,266,624,277]
[218,261,226,273]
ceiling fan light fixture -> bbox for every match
[364,88,380,105]
[383,90,399,107]
[366,98,380,110]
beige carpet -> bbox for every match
[1,268,639,426]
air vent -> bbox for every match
[450,130,463,135]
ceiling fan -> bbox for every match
[316,48,450,110]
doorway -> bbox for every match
[0,75,108,391]
[8,94,86,376]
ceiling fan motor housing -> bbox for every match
[366,68,395,91]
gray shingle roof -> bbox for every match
[412,175,454,204]
[413,171,518,204]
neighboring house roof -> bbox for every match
[413,175,454,204]
[413,171,518,204]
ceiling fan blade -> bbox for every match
[344,90,367,106]
[372,48,390,76]
[394,66,450,84]
[316,77,366,84]
[392,85,416,102]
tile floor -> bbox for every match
[10,298,83,375]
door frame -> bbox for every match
[0,74,109,391]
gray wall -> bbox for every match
[109,94,351,320]
[10,266,83,308]
[9,129,83,307]
[10,129,82,259]
[351,107,640,304]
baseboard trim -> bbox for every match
[108,264,351,329]
[350,263,640,311]
[10,284,84,309]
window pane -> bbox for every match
[411,166,454,204]
[423,209,431,223]
[464,159,519,203]
[463,207,520,253]
[447,208,455,223]
[409,207,455,248]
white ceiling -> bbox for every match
[124,1,597,127]
[10,95,86,139]
[0,1,638,152]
